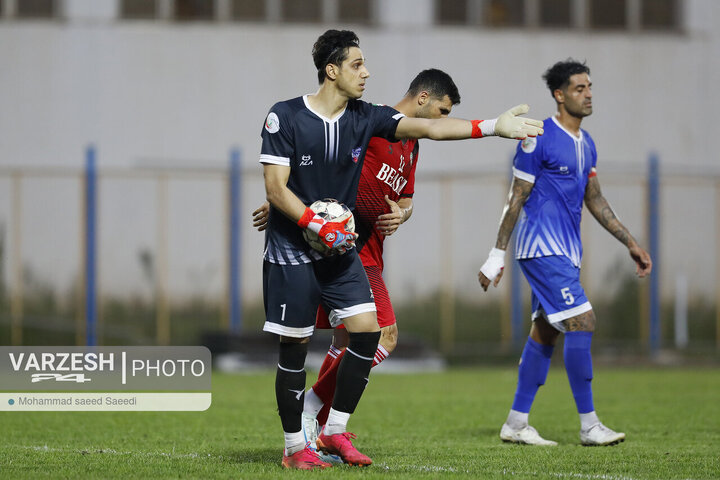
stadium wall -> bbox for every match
[0,0,717,307]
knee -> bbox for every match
[343,312,380,333]
[379,324,398,354]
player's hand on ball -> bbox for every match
[376,195,403,236]
[495,104,544,140]
[252,202,270,231]
[318,217,358,253]
[478,248,506,291]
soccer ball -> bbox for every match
[302,198,355,255]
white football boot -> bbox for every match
[500,423,558,446]
[580,423,626,446]
[302,413,343,464]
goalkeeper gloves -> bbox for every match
[298,207,358,253]
[479,248,506,281]
[493,104,544,140]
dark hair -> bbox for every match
[405,68,461,105]
[542,59,590,97]
[312,29,360,84]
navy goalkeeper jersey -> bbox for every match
[259,95,404,265]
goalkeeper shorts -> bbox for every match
[262,250,376,338]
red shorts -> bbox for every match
[316,264,396,329]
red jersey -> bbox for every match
[355,136,419,270]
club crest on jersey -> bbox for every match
[265,112,280,134]
[300,155,312,166]
[351,147,362,163]
[521,136,537,153]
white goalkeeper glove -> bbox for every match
[493,104,544,139]
[479,248,506,282]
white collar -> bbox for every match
[303,94,347,123]
[552,115,583,141]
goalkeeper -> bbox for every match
[256,69,462,459]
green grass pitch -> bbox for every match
[1,367,718,479]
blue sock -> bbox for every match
[511,337,554,413]
[564,331,594,414]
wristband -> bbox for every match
[297,207,325,234]
[488,247,505,259]
[480,247,506,281]
[297,207,315,229]
[470,120,484,138]
[471,119,498,138]
[481,118,497,137]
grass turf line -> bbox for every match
[0,367,718,479]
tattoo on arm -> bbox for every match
[496,178,534,250]
[584,176,635,247]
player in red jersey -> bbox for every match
[253,68,461,446]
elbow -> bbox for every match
[264,184,284,207]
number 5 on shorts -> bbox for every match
[561,287,575,305]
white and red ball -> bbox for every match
[302,198,355,255]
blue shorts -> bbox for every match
[518,255,592,332]
[262,250,376,338]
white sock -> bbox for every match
[579,411,600,431]
[284,430,306,455]
[506,409,529,429]
[303,387,324,417]
[323,408,351,436]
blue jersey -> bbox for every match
[259,95,404,265]
[513,116,597,267]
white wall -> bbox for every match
[0,0,717,303]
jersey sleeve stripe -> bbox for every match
[260,154,290,166]
[392,113,406,120]
[512,167,536,183]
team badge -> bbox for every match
[521,136,536,153]
[351,147,362,163]
[264,112,280,134]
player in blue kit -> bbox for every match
[478,59,652,446]
[261,29,544,469]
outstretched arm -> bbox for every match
[394,104,544,141]
[478,176,534,291]
[584,173,652,277]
